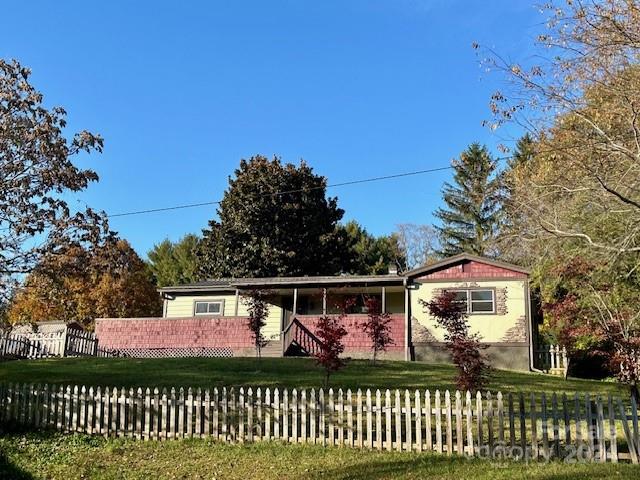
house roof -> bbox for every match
[159,254,529,294]
[159,274,404,293]
[403,252,530,278]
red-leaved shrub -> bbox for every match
[362,296,394,365]
[421,291,490,391]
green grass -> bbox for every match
[0,431,638,480]
[0,357,624,397]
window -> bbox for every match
[194,300,224,315]
[447,289,495,314]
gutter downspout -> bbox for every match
[525,280,542,373]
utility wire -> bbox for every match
[2,134,630,226]
[106,164,457,218]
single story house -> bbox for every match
[95,253,537,370]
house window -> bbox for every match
[448,289,495,314]
[194,300,224,316]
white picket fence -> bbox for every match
[535,344,569,376]
[0,330,120,360]
[1,383,638,463]
[0,331,67,358]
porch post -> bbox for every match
[322,288,327,315]
[293,288,298,317]
[404,280,411,361]
[381,286,386,314]
[234,289,239,316]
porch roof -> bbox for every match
[159,274,404,294]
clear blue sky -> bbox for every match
[1,1,537,257]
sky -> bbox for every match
[1,1,539,257]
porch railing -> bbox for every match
[535,344,569,376]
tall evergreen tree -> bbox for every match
[434,143,501,257]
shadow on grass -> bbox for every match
[299,453,633,480]
[0,450,33,480]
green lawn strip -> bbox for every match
[0,432,638,480]
[0,357,624,397]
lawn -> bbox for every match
[0,357,625,397]
[0,431,638,480]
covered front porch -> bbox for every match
[230,276,408,360]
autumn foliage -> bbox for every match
[8,238,161,329]
[314,296,354,387]
[314,315,347,387]
[362,296,394,364]
[422,291,490,391]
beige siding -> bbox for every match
[165,292,283,340]
[385,291,404,314]
[410,279,527,343]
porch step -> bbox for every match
[260,340,282,358]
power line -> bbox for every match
[2,135,626,225]
[106,164,461,219]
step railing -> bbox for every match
[282,318,322,357]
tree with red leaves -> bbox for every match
[243,290,270,362]
[314,295,354,387]
[362,296,394,365]
[314,315,348,387]
[422,291,490,391]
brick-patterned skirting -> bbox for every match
[294,314,405,353]
[95,317,254,356]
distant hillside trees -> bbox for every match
[394,223,439,270]
[341,221,405,274]
[147,234,200,287]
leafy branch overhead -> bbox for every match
[0,59,110,302]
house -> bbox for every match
[95,253,535,371]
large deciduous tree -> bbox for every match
[434,143,501,257]
[7,238,161,329]
[484,0,640,260]
[147,234,200,287]
[198,155,350,278]
[482,0,640,389]
[0,59,108,302]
